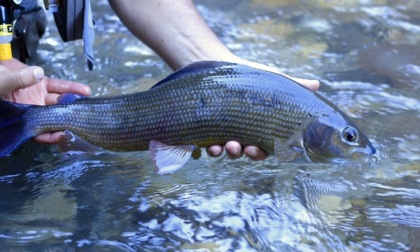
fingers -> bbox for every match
[34,132,64,144]
[289,77,320,91]
[254,67,320,91]
[0,66,44,96]
[244,146,269,161]
[225,141,242,159]
[229,58,320,91]
[47,78,92,97]
[44,93,61,106]
[207,141,269,161]
[44,78,91,105]
[206,141,243,159]
[207,145,223,157]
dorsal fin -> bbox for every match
[150,61,236,89]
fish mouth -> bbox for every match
[303,143,377,164]
[349,144,377,162]
[369,144,376,155]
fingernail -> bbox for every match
[207,145,223,157]
[246,146,258,158]
[233,146,241,156]
[33,67,44,82]
[83,86,92,95]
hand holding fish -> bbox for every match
[0,60,277,161]
[0,59,91,105]
[0,60,44,101]
[0,59,91,144]
[108,0,320,161]
[108,0,320,91]
[0,0,326,164]
[0,62,376,175]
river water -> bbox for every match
[1,0,419,251]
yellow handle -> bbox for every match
[0,43,12,60]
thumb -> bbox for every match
[0,66,44,95]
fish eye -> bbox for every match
[342,127,358,143]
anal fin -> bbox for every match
[149,140,195,175]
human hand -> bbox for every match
[205,57,320,161]
[109,0,319,161]
[231,57,320,91]
[207,141,269,161]
[0,59,91,144]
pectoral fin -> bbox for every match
[149,140,195,175]
[274,138,303,162]
[58,130,105,155]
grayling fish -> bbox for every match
[0,61,375,174]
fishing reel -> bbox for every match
[45,0,95,70]
[1,0,93,65]
[0,0,24,60]
[45,0,84,42]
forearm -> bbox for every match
[108,0,237,70]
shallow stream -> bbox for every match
[1,1,419,251]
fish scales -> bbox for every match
[0,61,376,171]
[22,65,327,155]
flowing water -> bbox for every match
[1,0,419,251]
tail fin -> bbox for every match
[0,100,33,157]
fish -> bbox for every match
[0,61,375,174]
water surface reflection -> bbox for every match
[1,0,419,251]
